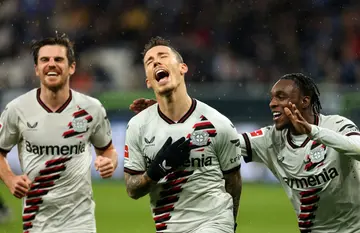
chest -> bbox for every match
[140,119,218,169]
[19,108,95,146]
[272,140,340,190]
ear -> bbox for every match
[34,65,39,77]
[179,63,188,76]
[69,62,76,76]
[301,96,311,109]
[145,78,152,89]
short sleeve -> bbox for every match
[123,121,146,175]
[0,104,19,153]
[90,104,112,150]
[214,120,242,174]
[240,126,274,164]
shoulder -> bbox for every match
[319,114,358,133]
[71,90,103,109]
[194,100,237,138]
[245,125,278,140]
[3,89,38,113]
[319,114,346,124]
[195,100,233,127]
[127,104,158,128]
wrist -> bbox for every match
[144,171,158,183]
[307,125,319,138]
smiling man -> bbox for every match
[241,73,360,233]
[0,34,118,233]
[124,36,242,233]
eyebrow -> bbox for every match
[39,56,65,60]
[270,90,288,96]
[144,52,169,64]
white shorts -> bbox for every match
[193,225,234,233]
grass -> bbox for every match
[0,182,298,233]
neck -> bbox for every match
[39,84,70,112]
[157,85,192,122]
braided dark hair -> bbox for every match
[280,73,322,114]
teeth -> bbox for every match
[273,112,281,117]
[47,72,58,76]
[156,69,165,75]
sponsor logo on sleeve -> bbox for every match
[250,129,263,137]
[124,145,129,158]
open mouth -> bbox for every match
[272,111,282,120]
[155,69,169,82]
[46,71,59,77]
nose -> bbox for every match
[48,58,56,67]
[269,97,278,110]
[153,60,161,68]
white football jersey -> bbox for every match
[124,99,241,233]
[240,114,360,233]
[0,88,112,233]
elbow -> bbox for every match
[126,188,141,200]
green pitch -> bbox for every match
[0,182,298,233]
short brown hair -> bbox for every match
[31,33,75,65]
[142,36,183,63]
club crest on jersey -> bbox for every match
[72,118,88,132]
[304,142,327,171]
[190,131,209,146]
[62,108,93,138]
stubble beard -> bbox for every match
[43,75,69,93]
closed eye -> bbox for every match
[54,57,64,62]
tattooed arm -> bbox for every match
[224,169,242,222]
[124,172,157,200]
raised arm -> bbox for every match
[284,103,360,160]
[309,121,360,159]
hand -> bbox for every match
[6,175,31,199]
[95,156,115,178]
[147,137,191,181]
[129,98,157,114]
[284,102,312,135]
[163,137,191,169]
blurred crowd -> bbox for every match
[0,0,360,95]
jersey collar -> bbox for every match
[158,98,197,124]
[36,88,72,113]
[287,114,319,149]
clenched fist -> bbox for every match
[95,156,115,178]
[6,175,32,199]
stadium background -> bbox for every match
[0,0,360,232]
